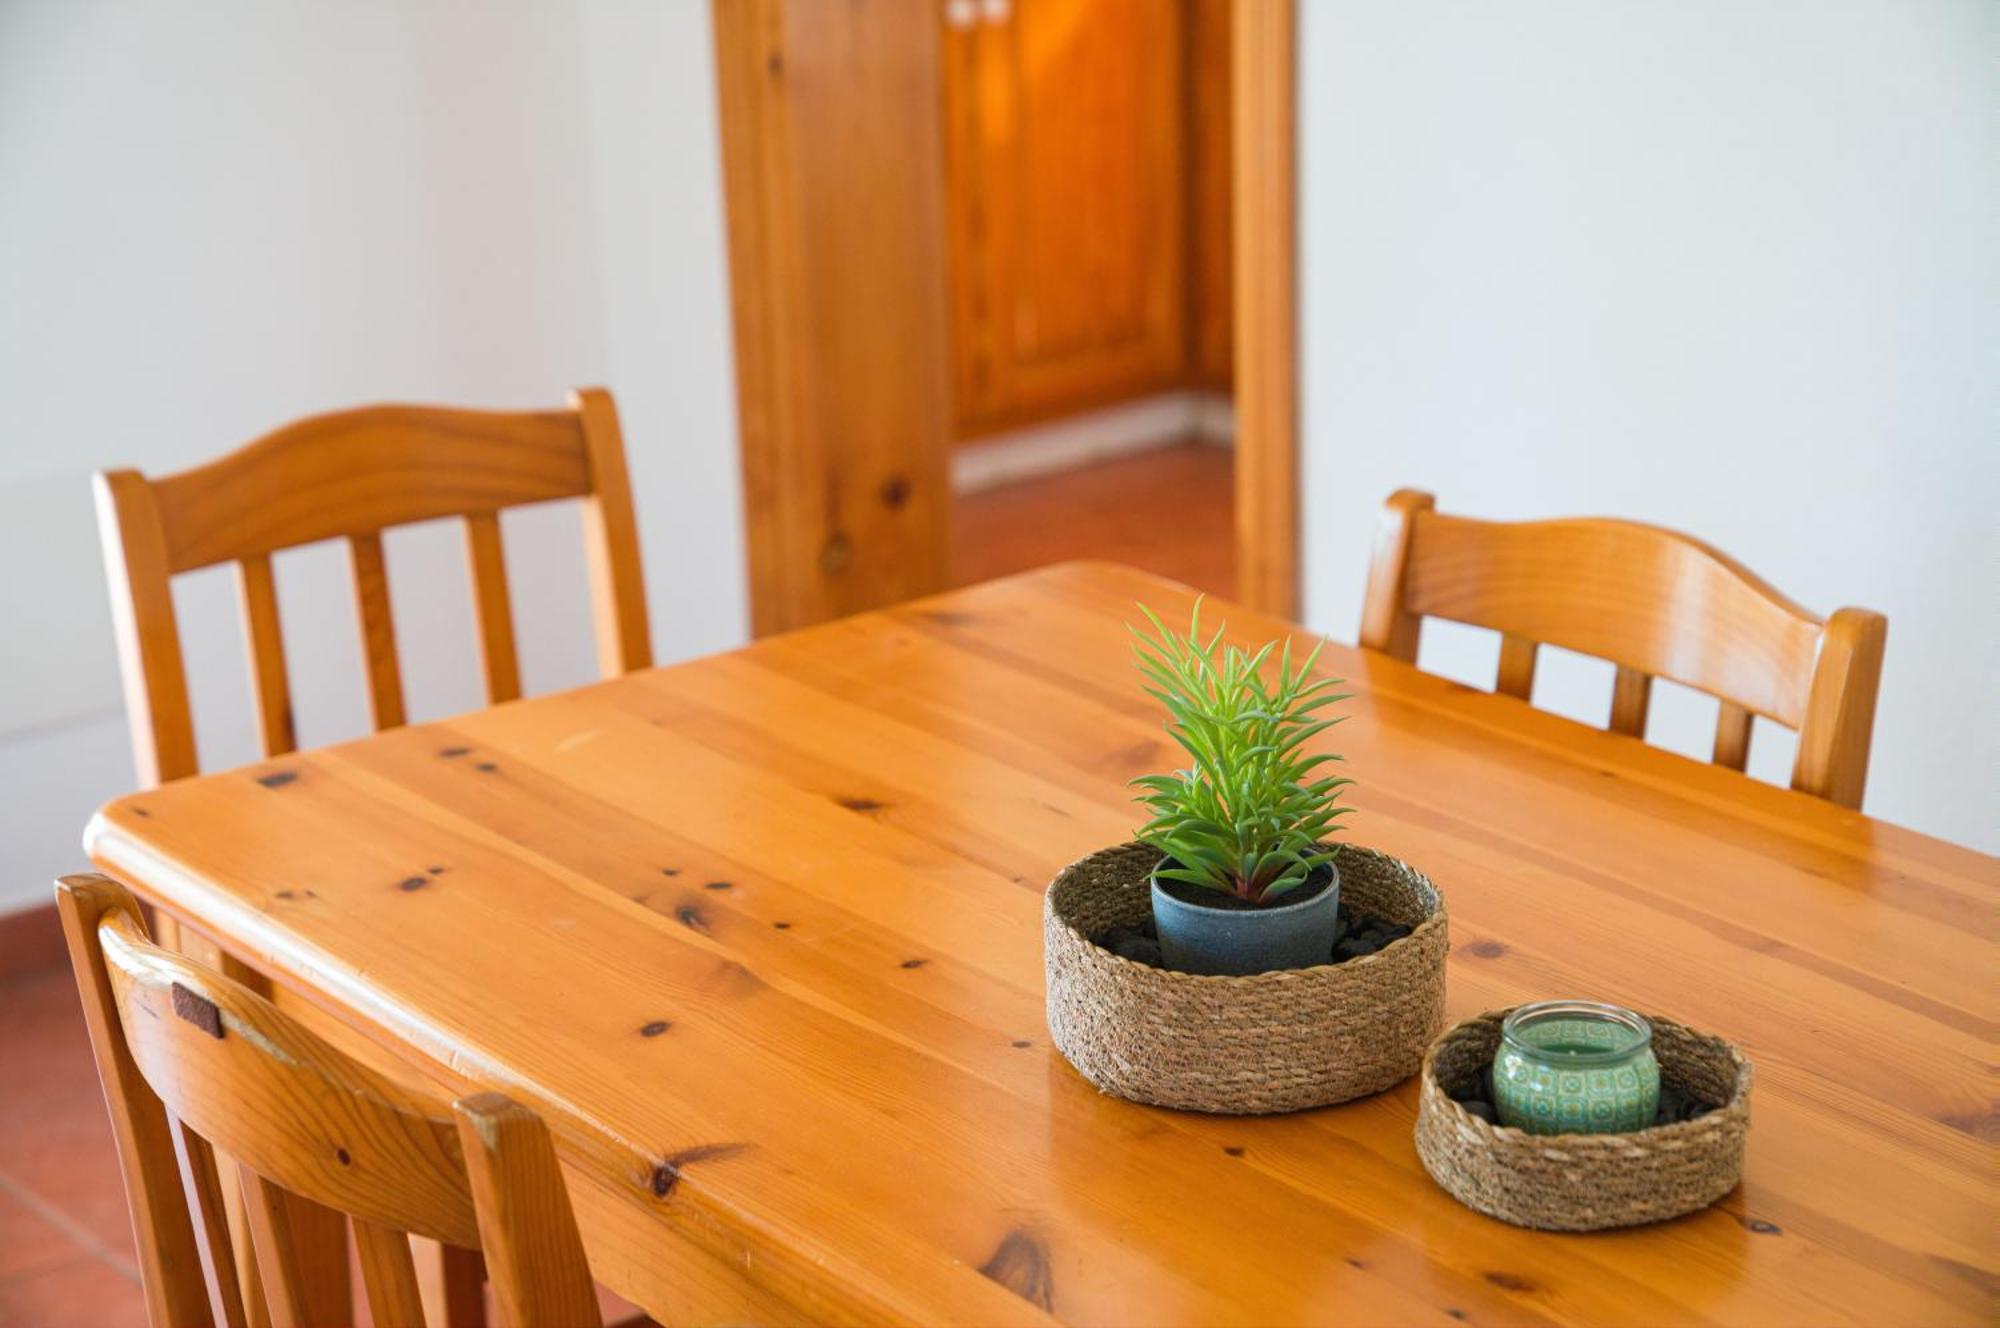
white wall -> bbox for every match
[0,0,746,911]
[1300,1,1998,850]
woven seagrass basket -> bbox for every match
[1043,842,1447,1114]
[1415,1007,1753,1231]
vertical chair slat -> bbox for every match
[169,1116,253,1328]
[1610,666,1653,737]
[355,1219,431,1328]
[573,387,654,675]
[347,532,407,729]
[1714,702,1754,771]
[222,1152,274,1328]
[239,1171,312,1328]
[415,1239,489,1328]
[464,512,523,704]
[284,1196,355,1326]
[1496,633,1537,701]
[236,555,296,756]
[453,1094,600,1328]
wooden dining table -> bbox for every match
[85,561,1995,1327]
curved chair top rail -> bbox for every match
[92,386,651,787]
[137,401,596,574]
[1403,506,1824,727]
[93,888,483,1246]
[1361,488,1886,808]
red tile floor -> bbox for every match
[0,441,1236,1325]
[951,440,1236,597]
[0,966,148,1326]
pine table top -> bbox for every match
[88,561,1996,1327]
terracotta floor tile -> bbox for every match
[0,1187,79,1282]
[0,968,137,1263]
[952,441,1236,597]
[0,1252,147,1328]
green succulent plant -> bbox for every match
[1129,599,1353,905]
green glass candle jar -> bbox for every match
[1491,1001,1660,1135]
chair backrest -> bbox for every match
[55,872,601,1328]
[1359,488,1886,808]
[94,387,652,786]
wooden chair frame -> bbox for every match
[1359,488,1887,808]
[56,873,601,1328]
[94,387,652,786]
[90,388,650,1323]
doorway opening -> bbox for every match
[944,0,1237,597]
[713,0,1295,633]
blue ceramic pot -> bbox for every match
[1150,862,1341,976]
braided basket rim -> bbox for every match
[1415,1005,1754,1230]
[1045,842,1449,986]
[1043,841,1449,1113]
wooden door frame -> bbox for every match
[714,0,1300,631]
[1230,0,1299,620]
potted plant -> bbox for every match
[1042,598,1447,1112]
[1129,601,1353,975]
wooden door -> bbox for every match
[1187,0,1233,388]
[943,0,1189,436]
[714,0,956,635]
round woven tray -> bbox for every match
[1043,842,1447,1114]
[1415,1007,1753,1231]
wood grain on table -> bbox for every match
[86,562,1996,1327]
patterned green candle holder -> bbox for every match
[1416,1008,1752,1230]
[1491,1000,1660,1134]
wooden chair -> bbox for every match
[1359,488,1887,808]
[94,387,652,787]
[56,872,602,1328]
[91,388,650,1323]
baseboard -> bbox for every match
[952,390,1233,494]
[1190,393,1236,445]
[0,902,63,983]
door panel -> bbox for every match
[945,0,1187,435]
[1188,0,1233,389]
